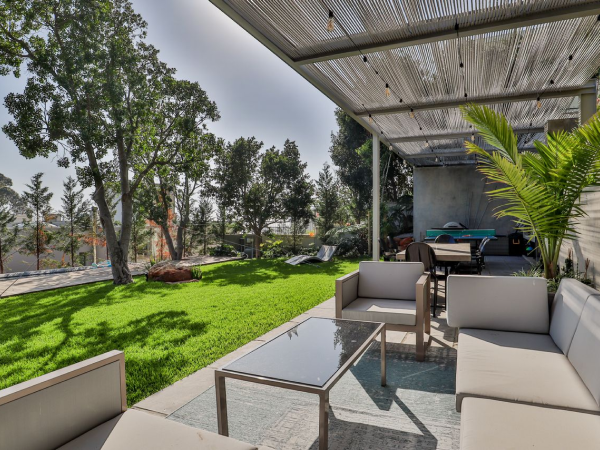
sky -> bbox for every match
[0,0,338,210]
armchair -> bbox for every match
[335,261,431,361]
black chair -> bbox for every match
[380,238,396,261]
[434,234,456,243]
[405,242,441,317]
[457,238,490,275]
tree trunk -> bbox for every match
[161,222,178,260]
[254,231,262,259]
[70,220,75,267]
[93,185,132,284]
[0,236,3,274]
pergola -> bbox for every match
[209,0,600,258]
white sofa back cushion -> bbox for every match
[550,279,599,354]
[358,261,424,300]
[567,295,600,406]
[447,275,549,334]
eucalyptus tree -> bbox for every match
[57,176,90,266]
[0,0,218,283]
[21,173,53,270]
[463,104,600,279]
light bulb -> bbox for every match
[435,156,439,163]
[389,145,393,151]
[567,55,574,72]
[470,133,475,142]
[327,10,334,32]
[368,114,372,123]
[536,97,542,109]
[409,108,415,119]
[385,83,390,97]
[425,140,429,148]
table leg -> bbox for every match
[215,372,229,436]
[381,326,387,387]
[319,392,329,450]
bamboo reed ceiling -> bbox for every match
[216,0,600,165]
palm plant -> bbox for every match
[461,104,600,279]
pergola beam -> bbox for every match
[357,83,596,117]
[295,2,600,65]
[389,127,545,143]
[406,147,533,159]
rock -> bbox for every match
[148,261,194,283]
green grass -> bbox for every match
[0,258,362,405]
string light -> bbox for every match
[567,54,574,72]
[536,96,542,109]
[435,156,439,163]
[363,55,367,63]
[470,133,475,142]
[409,108,415,119]
[385,83,390,97]
[389,144,393,151]
[326,10,334,32]
[368,113,373,123]
[425,140,429,148]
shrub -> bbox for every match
[191,265,202,280]
[260,240,289,259]
[209,244,235,256]
[323,223,368,257]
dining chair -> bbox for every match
[405,242,441,316]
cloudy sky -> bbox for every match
[0,0,338,209]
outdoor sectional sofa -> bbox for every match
[0,350,272,450]
[447,275,600,449]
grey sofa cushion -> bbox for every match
[58,409,260,450]
[342,298,416,325]
[460,397,600,450]
[447,275,549,334]
[357,261,423,300]
[456,329,599,413]
[550,278,599,354]
[568,295,600,407]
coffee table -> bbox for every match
[215,317,386,450]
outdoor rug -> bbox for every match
[168,343,459,449]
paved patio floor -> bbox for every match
[134,256,531,426]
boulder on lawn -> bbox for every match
[148,261,193,283]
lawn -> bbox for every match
[0,258,362,405]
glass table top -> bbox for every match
[223,318,381,387]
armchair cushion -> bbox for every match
[447,275,549,334]
[342,298,417,326]
[456,329,599,414]
[357,261,424,300]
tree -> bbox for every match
[330,109,372,222]
[1,0,218,284]
[283,142,314,254]
[56,176,89,266]
[0,200,18,274]
[188,198,214,255]
[21,173,53,270]
[314,162,341,238]
[213,137,301,258]
[0,173,23,211]
[462,104,600,279]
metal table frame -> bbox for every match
[215,318,386,450]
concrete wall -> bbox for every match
[559,188,600,286]
[413,166,517,254]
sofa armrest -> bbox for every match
[446,275,549,333]
[335,270,359,317]
[0,351,126,450]
[416,273,431,320]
